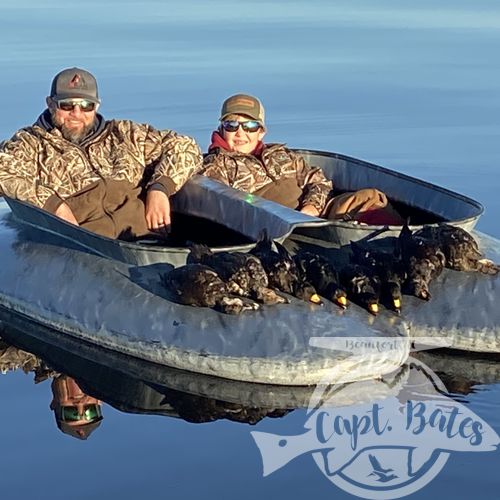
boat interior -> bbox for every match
[2,149,484,267]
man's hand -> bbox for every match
[300,204,320,217]
[54,202,79,226]
[145,189,171,233]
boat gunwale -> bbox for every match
[2,147,485,261]
[3,197,257,255]
[295,148,485,227]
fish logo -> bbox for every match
[251,348,499,499]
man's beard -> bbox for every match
[51,110,97,144]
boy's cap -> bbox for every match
[220,94,265,123]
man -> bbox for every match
[0,67,203,239]
[202,93,400,223]
[50,374,103,440]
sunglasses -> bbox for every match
[221,120,262,133]
[54,99,97,112]
[59,404,102,422]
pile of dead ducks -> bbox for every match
[161,223,499,315]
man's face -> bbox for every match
[221,114,265,154]
[50,375,102,426]
[47,97,98,143]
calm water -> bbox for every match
[1,1,499,499]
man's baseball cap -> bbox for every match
[50,67,100,104]
[219,94,265,124]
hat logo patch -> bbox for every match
[69,74,83,88]
[232,97,256,108]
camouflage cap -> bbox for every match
[220,94,265,124]
[50,67,100,104]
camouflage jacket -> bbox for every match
[202,143,331,212]
[0,110,202,210]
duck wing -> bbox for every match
[162,264,227,307]
[251,238,298,294]
[350,241,405,313]
[194,249,252,295]
[398,224,446,299]
[414,224,499,274]
[295,252,347,307]
[295,252,339,292]
[241,254,288,304]
[162,264,261,314]
[187,243,213,264]
[189,244,246,279]
[339,263,380,315]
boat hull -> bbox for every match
[0,205,409,385]
[0,149,496,385]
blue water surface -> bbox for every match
[0,1,499,499]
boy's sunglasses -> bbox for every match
[59,404,102,422]
[221,120,262,133]
[54,98,97,112]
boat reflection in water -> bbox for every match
[2,319,500,435]
[0,338,103,440]
[0,332,296,428]
[413,350,500,396]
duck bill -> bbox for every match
[368,303,379,316]
[392,298,402,314]
[335,296,348,309]
[309,293,323,305]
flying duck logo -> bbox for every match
[251,341,499,499]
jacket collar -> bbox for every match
[34,109,106,146]
[208,130,266,158]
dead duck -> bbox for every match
[398,223,446,301]
[293,280,324,305]
[338,263,381,315]
[188,244,287,305]
[161,263,260,314]
[413,224,499,275]
[350,240,405,314]
[250,234,323,306]
[294,252,348,309]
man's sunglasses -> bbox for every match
[54,99,97,112]
[221,120,262,133]
[59,404,102,422]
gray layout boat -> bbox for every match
[0,149,497,386]
[0,197,409,385]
